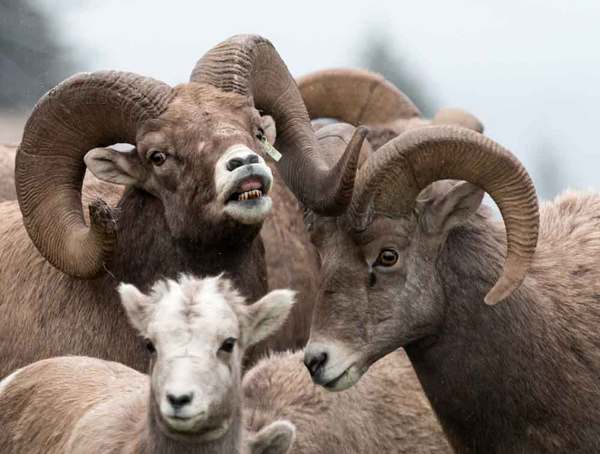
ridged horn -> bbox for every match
[349,125,538,305]
[190,35,367,215]
[16,71,173,277]
[297,68,421,125]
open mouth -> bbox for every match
[226,175,268,204]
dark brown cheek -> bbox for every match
[148,166,178,192]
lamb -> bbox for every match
[0,34,368,377]
[0,274,297,454]
[243,350,451,453]
[1,273,452,453]
[301,120,600,451]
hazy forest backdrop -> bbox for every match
[2,0,599,199]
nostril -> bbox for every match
[304,352,328,377]
[226,158,244,171]
[167,392,194,409]
[247,154,259,164]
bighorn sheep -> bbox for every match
[0,34,368,378]
[0,274,297,454]
[300,116,600,451]
[243,350,451,453]
[1,274,451,453]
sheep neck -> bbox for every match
[109,188,268,302]
[125,407,242,454]
[405,208,600,453]
[124,379,243,454]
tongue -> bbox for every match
[239,178,263,192]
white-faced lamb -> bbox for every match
[0,274,452,453]
[0,274,297,454]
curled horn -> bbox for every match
[190,35,367,215]
[16,71,173,277]
[297,68,421,125]
[349,125,538,305]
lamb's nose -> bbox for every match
[304,351,328,378]
[167,392,194,410]
[226,153,259,171]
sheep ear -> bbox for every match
[418,181,484,234]
[248,420,296,454]
[118,283,152,333]
[244,290,296,347]
[260,115,277,144]
[84,147,145,186]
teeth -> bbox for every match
[237,189,263,201]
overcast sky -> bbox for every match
[36,0,600,199]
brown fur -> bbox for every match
[243,350,451,454]
[0,144,16,201]
[0,84,315,378]
[0,273,296,454]
[308,186,600,453]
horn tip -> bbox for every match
[484,278,519,305]
[355,125,369,137]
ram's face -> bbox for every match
[85,84,276,243]
[304,212,446,391]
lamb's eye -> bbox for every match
[219,337,237,353]
[375,249,399,267]
[255,128,266,142]
[150,151,167,166]
[145,339,156,354]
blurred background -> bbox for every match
[1,0,599,200]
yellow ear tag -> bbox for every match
[261,137,282,162]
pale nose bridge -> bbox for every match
[163,356,204,401]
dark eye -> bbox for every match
[145,339,156,354]
[219,337,237,353]
[255,127,265,142]
[149,151,167,166]
[375,249,399,267]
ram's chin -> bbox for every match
[224,196,272,224]
[322,365,364,392]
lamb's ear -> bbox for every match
[260,115,277,144]
[118,283,152,333]
[248,420,296,454]
[244,290,296,347]
[418,181,484,235]
[84,147,145,186]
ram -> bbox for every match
[302,114,600,452]
[0,275,298,454]
[0,34,367,377]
